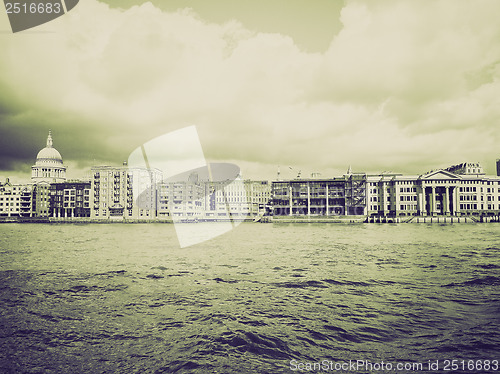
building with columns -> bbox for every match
[271,162,500,219]
[366,163,500,217]
[271,172,366,217]
[49,181,91,218]
[31,130,66,183]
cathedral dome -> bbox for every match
[31,130,66,183]
[35,131,63,166]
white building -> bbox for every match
[156,176,270,221]
[31,130,66,183]
[90,165,162,220]
[366,163,500,217]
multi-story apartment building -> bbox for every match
[33,183,51,217]
[244,180,271,216]
[49,181,91,218]
[272,173,366,217]
[157,176,205,220]
[19,185,34,217]
[156,175,268,221]
[205,178,249,221]
[90,165,162,220]
[0,179,25,217]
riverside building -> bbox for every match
[270,162,500,219]
[90,165,162,220]
[0,179,33,218]
[366,163,500,218]
[244,180,271,217]
[272,172,366,217]
[49,181,91,218]
[156,176,270,221]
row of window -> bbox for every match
[460,195,477,201]
[368,203,500,211]
[460,187,477,192]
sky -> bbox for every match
[1,0,500,183]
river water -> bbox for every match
[0,223,499,373]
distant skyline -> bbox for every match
[1,0,500,183]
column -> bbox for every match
[421,185,427,216]
[427,186,431,216]
[289,185,292,216]
[444,186,450,215]
[382,182,386,216]
[431,186,436,216]
[326,184,329,216]
[395,183,400,217]
[307,183,310,216]
[454,186,460,216]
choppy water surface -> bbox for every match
[0,223,499,373]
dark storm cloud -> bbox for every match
[0,101,124,171]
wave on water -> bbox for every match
[442,276,500,287]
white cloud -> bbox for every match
[1,0,500,179]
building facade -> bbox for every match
[0,179,24,217]
[157,177,205,220]
[33,182,51,217]
[90,165,162,220]
[366,164,500,217]
[272,173,366,217]
[244,180,271,217]
[155,177,269,221]
[49,181,91,218]
[272,163,500,218]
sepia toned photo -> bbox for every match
[1,1,499,373]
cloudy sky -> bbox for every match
[1,0,500,182]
